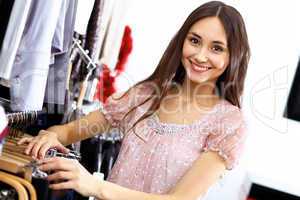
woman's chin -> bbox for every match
[186,74,211,84]
[183,67,217,85]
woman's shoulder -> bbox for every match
[110,81,153,98]
[107,81,156,110]
[219,99,243,116]
[207,99,246,136]
[128,81,156,99]
[216,99,245,126]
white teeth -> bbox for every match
[192,63,210,72]
[195,66,208,70]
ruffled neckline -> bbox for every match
[146,99,225,135]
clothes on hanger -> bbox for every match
[70,0,132,103]
[44,53,71,106]
[8,0,63,111]
[0,0,79,110]
[65,38,99,108]
[0,117,82,200]
[85,0,105,62]
[70,34,87,83]
[74,0,95,35]
[6,110,43,137]
[44,0,78,106]
[100,0,131,70]
[0,0,131,197]
[5,0,77,111]
[100,139,121,179]
[80,137,103,174]
[80,130,122,179]
[74,0,124,68]
[0,0,32,81]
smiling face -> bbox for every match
[181,16,230,85]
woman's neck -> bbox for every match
[178,77,219,106]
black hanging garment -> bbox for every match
[0,0,15,51]
[100,140,121,179]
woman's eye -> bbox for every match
[189,37,199,45]
[212,45,224,52]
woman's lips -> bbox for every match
[190,61,211,73]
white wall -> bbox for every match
[238,1,300,196]
[117,0,300,196]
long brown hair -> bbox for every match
[118,1,250,136]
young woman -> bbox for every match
[18,1,250,199]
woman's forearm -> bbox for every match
[49,110,110,145]
[45,124,72,146]
[94,181,178,200]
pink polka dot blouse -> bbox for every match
[102,82,247,195]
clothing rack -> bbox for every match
[97,130,123,142]
[68,38,101,109]
[1,109,81,181]
[92,130,122,176]
[0,170,37,200]
[72,38,98,73]
[6,111,42,125]
[58,38,122,182]
[0,134,82,199]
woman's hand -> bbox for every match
[38,157,101,197]
[17,128,69,159]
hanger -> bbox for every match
[0,152,33,182]
[0,171,36,200]
[0,135,34,182]
[72,38,98,72]
[0,172,29,200]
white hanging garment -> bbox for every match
[44,0,78,105]
[101,0,132,70]
[9,0,64,111]
[0,0,33,80]
[74,0,95,35]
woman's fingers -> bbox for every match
[55,143,70,154]
[31,140,47,158]
[24,138,40,155]
[38,157,75,172]
[38,142,69,159]
[38,142,52,159]
[17,137,33,145]
[49,181,75,190]
[39,157,94,197]
[17,130,68,158]
[47,171,74,182]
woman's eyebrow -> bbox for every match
[189,32,201,39]
[212,40,226,46]
[189,31,227,46]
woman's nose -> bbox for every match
[194,48,208,63]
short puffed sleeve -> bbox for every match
[202,104,247,170]
[101,82,153,129]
